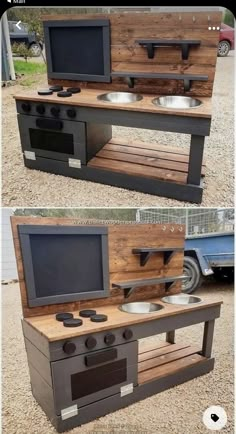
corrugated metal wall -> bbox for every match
[2,209,18,281]
[1,20,10,81]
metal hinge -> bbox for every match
[69,158,81,169]
[24,151,36,160]
[61,405,78,420]
[120,383,133,397]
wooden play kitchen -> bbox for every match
[11,217,222,432]
[14,11,222,203]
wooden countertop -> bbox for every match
[25,297,222,342]
[14,88,212,119]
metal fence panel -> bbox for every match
[136,209,234,237]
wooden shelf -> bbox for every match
[136,39,201,60]
[88,138,206,186]
[138,341,205,385]
[112,275,187,298]
[111,71,208,91]
[132,247,183,266]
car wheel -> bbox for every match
[218,40,230,57]
[30,43,42,57]
[182,256,202,294]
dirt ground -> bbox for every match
[2,281,234,434]
[2,54,234,208]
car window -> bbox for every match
[8,21,28,33]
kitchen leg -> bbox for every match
[202,319,215,358]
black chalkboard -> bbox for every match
[44,19,111,82]
[18,225,109,307]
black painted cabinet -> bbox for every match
[16,101,112,166]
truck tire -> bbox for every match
[182,256,203,294]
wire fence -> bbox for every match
[136,209,234,237]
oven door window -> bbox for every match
[29,128,74,155]
[71,359,127,400]
[17,114,86,163]
[51,341,138,414]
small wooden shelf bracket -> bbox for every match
[112,275,187,298]
[111,72,208,91]
[136,39,201,60]
[132,247,183,267]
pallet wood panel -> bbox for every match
[88,139,206,185]
[11,217,185,318]
[44,11,222,96]
[93,140,206,176]
[14,88,212,119]
[24,298,221,341]
[88,156,188,184]
[138,342,206,384]
[139,345,200,372]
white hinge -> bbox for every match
[120,383,133,397]
[61,405,78,420]
[69,158,81,169]
[24,151,36,160]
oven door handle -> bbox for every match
[36,118,63,131]
[85,348,117,367]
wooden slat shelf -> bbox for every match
[138,341,205,385]
[111,71,208,91]
[132,247,184,266]
[88,139,206,186]
[136,39,201,60]
[112,275,187,298]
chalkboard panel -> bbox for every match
[44,20,111,82]
[18,225,109,307]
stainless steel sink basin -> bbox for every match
[119,302,164,314]
[97,92,143,104]
[161,294,202,305]
[152,96,202,109]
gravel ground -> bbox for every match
[2,281,234,434]
[2,54,234,207]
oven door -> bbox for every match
[17,114,86,163]
[51,341,138,414]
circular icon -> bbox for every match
[203,406,227,430]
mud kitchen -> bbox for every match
[14,11,222,203]
[11,217,222,432]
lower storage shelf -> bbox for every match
[138,341,205,385]
[88,137,206,186]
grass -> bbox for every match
[14,60,47,75]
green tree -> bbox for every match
[12,42,33,62]
[223,9,235,27]
[13,208,138,221]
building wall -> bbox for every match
[2,209,17,281]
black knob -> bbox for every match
[21,102,31,113]
[85,336,97,350]
[123,329,133,340]
[51,106,60,117]
[67,108,76,118]
[63,341,76,355]
[104,333,115,346]
[36,104,45,115]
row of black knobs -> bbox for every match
[21,103,76,118]
[63,329,133,355]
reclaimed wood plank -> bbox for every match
[138,353,206,384]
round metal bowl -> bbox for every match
[161,294,202,305]
[97,92,143,104]
[118,302,164,314]
[152,96,202,109]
